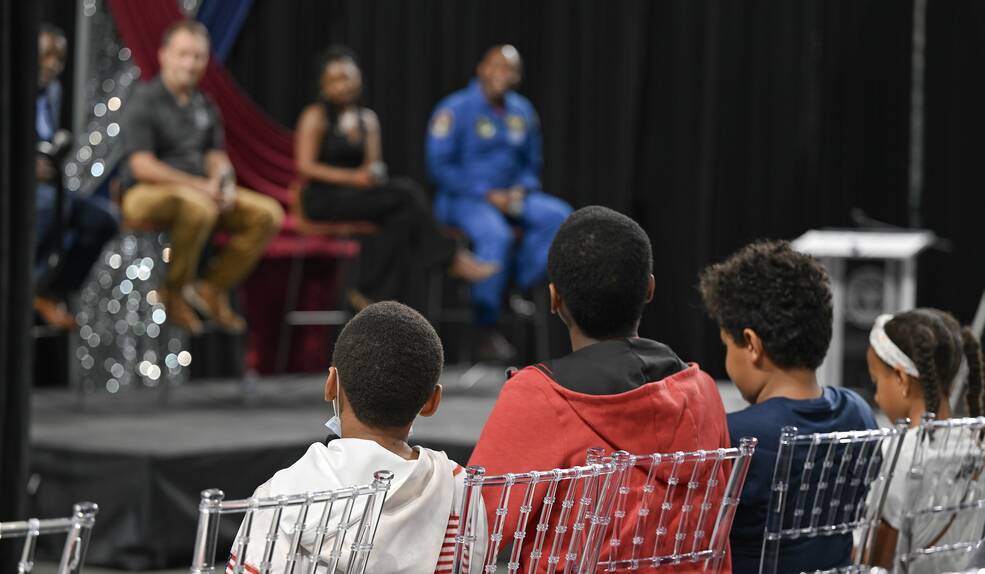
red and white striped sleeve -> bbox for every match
[225,552,261,574]
[434,464,473,573]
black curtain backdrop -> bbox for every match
[922,0,985,336]
[1,0,39,570]
[227,0,951,376]
[0,3,981,557]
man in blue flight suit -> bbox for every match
[427,45,572,360]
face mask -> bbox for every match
[325,373,344,438]
[324,394,343,438]
[324,399,419,439]
[323,373,424,440]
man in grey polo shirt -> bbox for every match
[121,20,283,334]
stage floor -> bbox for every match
[28,365,747,570]
[31,365,747,462]
[31,365,512,464]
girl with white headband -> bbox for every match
[866,308,984,571]
[866,308,981,424]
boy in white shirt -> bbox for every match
[227,301,485,573]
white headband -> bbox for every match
[869,314,920,378]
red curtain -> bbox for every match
[109,0,294,204]
[110,0,344,373]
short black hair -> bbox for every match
[314,45,359,107]
[547,206,653,339]
[332,301,443,428]
[317,45,358,73]
[699,239,832,370]
[161,20,210,48]
[39,22,66,41]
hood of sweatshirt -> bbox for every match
[530,337,727,458]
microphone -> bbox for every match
[850,207,953,252]
[218,168,237,208]
[849,208,900,230]
[36,129,73,162]
[368,160,388,184]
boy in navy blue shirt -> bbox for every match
[699,240,877,574]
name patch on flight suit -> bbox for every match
[430,109,453,138]
[476,116,497,139]
[506,114,526,144]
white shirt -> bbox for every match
[882,429,985,573]
[226,439,486,574]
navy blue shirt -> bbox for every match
[727,386,878,574]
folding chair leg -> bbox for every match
[275,251,306,374]
[458,281,474,364]
[340,249,360,309]
[311,251,359,364]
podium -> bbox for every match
[792,229,937,388]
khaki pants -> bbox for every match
[122,184,284,291]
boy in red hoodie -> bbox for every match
[468,206,731,571]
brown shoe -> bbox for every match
[185,281,246,334]
[160,287,204,335]
[33,296,78,330]
[448,248,499,282]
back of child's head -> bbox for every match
[882,308,984,416]
[699,239,832,370]
[547,206,653,339]
[332,301,444,428]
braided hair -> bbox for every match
[883,308,982,417]
[961,326,985,417]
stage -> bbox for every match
[27,366,746,570]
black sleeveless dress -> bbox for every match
[300,103,456,304]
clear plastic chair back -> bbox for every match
[451,452,619,574]
[894,415,985,574]
[0,502,99,574]
[593,437,758,572]
[190,470,393,574]
[760,421,910,574]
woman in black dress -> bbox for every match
[295,46,495,309]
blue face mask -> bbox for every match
[324,399,417,439]
[323,375,421,439]
[324,394,343,438]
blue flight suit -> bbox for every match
[426,80,572,326]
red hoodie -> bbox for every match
[468,338,732,573]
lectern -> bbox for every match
[792,229,937,388]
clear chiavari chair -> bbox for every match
[451,449,620,574]
[760,421,910,574]
[190,470,393,574]
[593,437,757,572]
[0,502,99,574]
[893,415,985,574]
[807,568,889,574]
